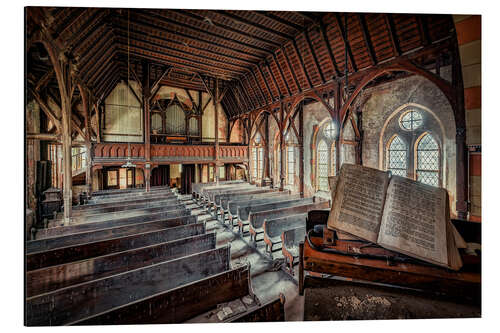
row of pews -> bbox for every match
[193,182,330,275]
[26,185,285,326]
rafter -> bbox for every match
[334,13,358,73]
[385,14,401,57]
[304,30,325,83]
[318,22,341,77]
[291,39,313,88]
[358,14,377,65]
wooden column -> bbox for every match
[299,104,304,197]
[142,61,152,192]
[264,115,270,180]
[213,79,220,185]
[279,103,286,191]
[79,84,93,193]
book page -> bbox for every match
[327,164,390,243]
[377,176,449,267]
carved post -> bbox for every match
[264,115,270,181]
[79,85,93,193]
[452,40,468,219]
[279,103,286,191]
[213,78,220,185]
[142,61,152,192]
[299,104,304,197]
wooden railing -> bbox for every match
[92,143,248,164]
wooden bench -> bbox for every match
[87,190,175,205]
[281,226,306,275]
[263,213,307,256]
[192,180,244,201]
[206,185,258,215]
[27,221,205,270]
[219,190,284,217]
[27,214,197,253]
[72,197,180,217]
[26,245,231,326]
[91,185,170,197]
[74,192,177,211]
[33,208,192,240]
[68,203,188,225]
[247,200,330,242]
[72,265,285,325]
[229,194,300,228]
[27,232,217,297]
[213,188,275,221]
[241,197,312,237]
[199,184,252,209]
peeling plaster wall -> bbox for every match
[355,75,457,215]
[229,119,244,143]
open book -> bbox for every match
[327,164,464,270]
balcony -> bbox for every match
[92,142,248,166]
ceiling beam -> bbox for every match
[358,14,377,65]
[334,13,358,72]
[385,13,401,57]
[318,22,341,77]
[291,39,313,88]
[272,53,291,96]
[304,30,325,83]
[281,47,302,93]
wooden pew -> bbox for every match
[281,226,306,275]
[72,197,180,217]
[27,214,197,254]
[263,213,307,256]
[74,192,177,211]
[68,203,188,224]
[27,232,217,297]
[247,200,330,242]
[220,191,289,223]
[72,264,285,325]
[205,184,257,213]
[192,180,244,200]
[33,208,192,240]
[213,188,275,221]
[228,194,300,228]
[26,245,231,326]
[91,185,170,197]
[199,184,252,209]
[241,197,313,236]
[27,221,204,270]
[87,190,175,205]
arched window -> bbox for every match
[416,133,440,186]
[315,121,337,192]
[251,133,264,181]
[383,105,442,187]
[387,135,408,177]
[317,140,329,191]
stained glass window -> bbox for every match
[400,110,423,131]
[324,122,336,139]
[387,135,408,177]
[318,140,329,191]
[416,133,440,186]
[287,146,295,185]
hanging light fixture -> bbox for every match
[122,9,136,169]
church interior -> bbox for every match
[24,7,482,325]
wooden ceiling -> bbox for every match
[26,7,455,119]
